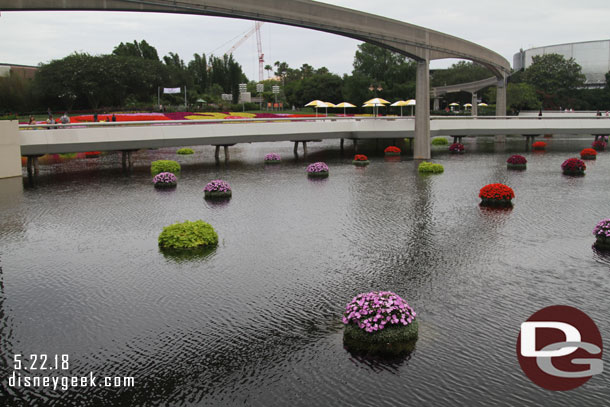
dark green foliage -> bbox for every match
[524,54,586,108]
[343,321,418,356]
[507,163,527,170]
[158,220,218,250]
[151,160,181,176]
[176,148,194,155]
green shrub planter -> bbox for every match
[480,198,513,207]
[343,322,419,356]
[158,220,218,251]
[352,160,370,166]
[418,162,444,173]
[176,148,194,155]
[431,137,449,146]
[151,160,181,176]
[204,190,232,199]
[307,171,329,178]
[562,169,585,176]
[507,163,527,170]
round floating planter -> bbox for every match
[532,141,547,150]
[384,146,401,156]
[479,183,515,207]
[593,219,610,250]
[418,161,444,173]
[85,151,101,158]
[264,153,281,164]
[151,160,181,176]
[176,147,194,155]
[153,172,177,188]
[306,162,329,178]
[449,143,465,154]
[343,291,418,356]
[204,180,232,199]
[506,154,527,170]
[592,140,607,151]
[561,158,586,176]
[431,137,449,146]
[580,148,597,160]
[352,154,370,166]
[158,220,218,252]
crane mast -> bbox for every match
[225,22,265,82]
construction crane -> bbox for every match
[226,22,265,82]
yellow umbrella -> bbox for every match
[364,97,390,105]
[305,100,326,117]
[464,103,472,108]
[478,102,488,107]
[335,102,356,115]
[390,100,409,116]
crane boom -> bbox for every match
[226,22,265,82]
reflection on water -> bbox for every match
[0,138,609,406]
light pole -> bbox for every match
[368,84,383,117]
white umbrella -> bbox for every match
[464,103,472,108]
[478,102,488,107]
[305,100,326,117]
[363,98,389,117]
[390,100,409,116]
[406,99,416,115]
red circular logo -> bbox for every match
[516,305,603,391]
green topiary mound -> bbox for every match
[431,137,449,145]
[158,220,218,250]
[151,160,181,176]
[418,161,444,173]
[176,148,194,155]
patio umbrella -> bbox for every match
[478,102,488,107]
[305,100,326,117]
[390,100,409,116]
[448,102,460,112]
[464,103,472,108]
[364,97,390,105]
[323,102,336,116]
[335,102,356,115]
[406,99,416,115]
[363,101,386,117]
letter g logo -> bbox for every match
[517,306,604,391]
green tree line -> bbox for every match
[2,40,610,114]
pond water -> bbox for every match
[0,137,609,406]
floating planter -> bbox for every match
[479,183,515,207]
[593,219,610,250]
[449,143,465,153]
[506,154,527,170]
[561,158,586,176]
[342,291,418,356]
[418,161,444,173]
[306,162,329,178]
[592,140,607,151]
[85,151,101,158]
[153,172,177,188]
[158,220,218,251]
[204,180,232,199]
[580,148,597,160]
[176,147,194,155]
[431,137,449,146]
[352,154,370,166]
[384,146,401,156]
[264,153,281,164]
[532,141,547,150]
[151,160,181,176]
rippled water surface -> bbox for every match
[1,138,609,406]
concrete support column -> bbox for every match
[215,145,221,160]
[0,121,22,179]
[433,98,440,111]
[496,75,507,117]
[223,145,229,161]
[471,92,478,117]
[414,57,431,159]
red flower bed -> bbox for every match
[85,151,101,158]
[561,158,586,173]
[354,154,368,161]
[506,155,527,164]
[532,141,547,149]
[479,183,515,201]
[580,148,597,159]
[384,146,401,153]
[449,143,465,152]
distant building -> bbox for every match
[513,40,610,88]
[0,63,38,80]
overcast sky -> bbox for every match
[1,0,609,81]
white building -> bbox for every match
[513,39,610,88]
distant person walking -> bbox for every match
[112,113,117,122]
[538,108,542,119]
[61,112,70,124]
[93,112,98,122]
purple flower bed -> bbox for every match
[306,162,329,173]
[264,153,281,162]
[153,172,177,188]
[593,219,610,250]
[343,291,416,333]
[507,155,527,165]
[204,180,231,193]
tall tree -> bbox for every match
[524,53,586,107]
